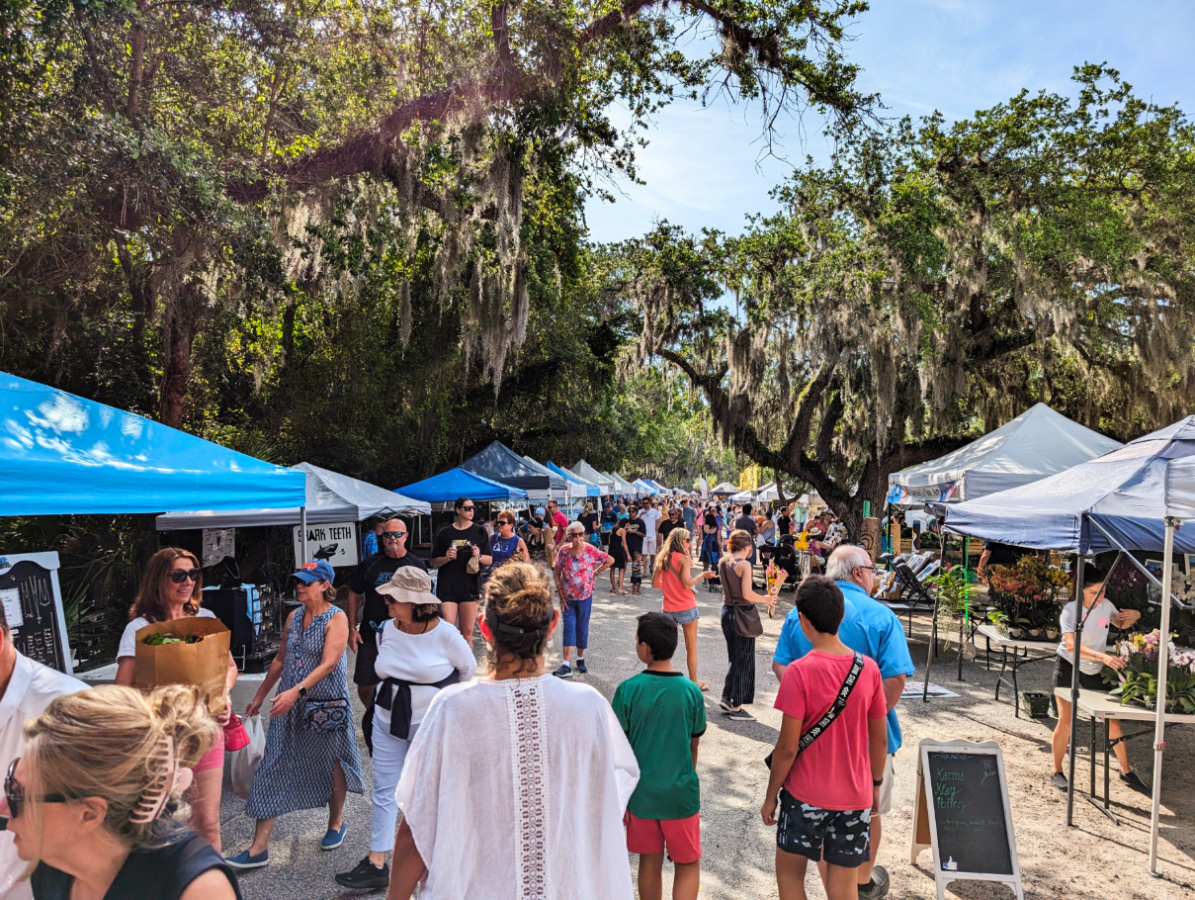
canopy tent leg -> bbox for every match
[1066,554,1086,827]
[1149,519,1176,876]
[299,506,307,564]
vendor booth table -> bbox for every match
[974,624,1059,718]
[1053,688,1195,827]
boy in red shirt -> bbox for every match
[762,576,887,900]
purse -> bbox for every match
[731,602,764,638]
[302,697,351,732]
[765,652,865,769]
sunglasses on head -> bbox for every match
[169,569,200,584]
[5,759,70,819]
[381,531,407,540]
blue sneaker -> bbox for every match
[575,659,588,674]
[225,849,269,870]
[321,822,348,850]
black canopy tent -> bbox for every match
[460,441,568,495]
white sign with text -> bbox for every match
[292,521,359,568]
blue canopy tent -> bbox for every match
[0,371,306,516]
[645,478,672,495]
[519,455,586,502]
[546,461,600,497]
[942,416,1195,554]
[396,468,527,504]
[633,479,658,496]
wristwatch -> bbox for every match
[298,686,308,698]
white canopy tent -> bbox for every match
[729,489,754,504]
[519,455,588,502]
[155,461,430,530]
[756,481,780,503]
[888,403,1123,504]
[570,460,615,493]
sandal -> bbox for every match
[698,682,710,692]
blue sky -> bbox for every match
[584,0,1195,244]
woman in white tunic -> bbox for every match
[387,561,640,900]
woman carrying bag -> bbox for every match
[718,530,777,721]
[225,560,364,870]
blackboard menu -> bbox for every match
[0,558,69,672]
[926,750,1013,876]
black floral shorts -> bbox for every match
[776,789,871,867]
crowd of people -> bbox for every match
[0,487,1121,900]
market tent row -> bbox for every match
[888,403,1123,505]
[570,460,615,493]
[461,441,567,496]
[396,468,528,503]
[633,479,659,495]
[155,462,430,530]
[546,461,600,497]
[0,371,306,516]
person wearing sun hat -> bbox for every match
[334,567,476,891]
[227,559,364,871]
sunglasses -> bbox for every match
[568,532,585,539]
[5,759,70,819]
[381,531,407,541]
[460,506,475,512]
[169,569,200,584]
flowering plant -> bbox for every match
[986,556,1071,632]
[1103,629,1195,713]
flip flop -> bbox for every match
[698,682,710,692]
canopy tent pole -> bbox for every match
[1149,518,1177,876]
[299,506,307,563]
[1066,553,1085,827]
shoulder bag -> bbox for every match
[723,559,764,638]
[765,652,865,769]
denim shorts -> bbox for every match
[776,789,871,867]
[664,606,700,625]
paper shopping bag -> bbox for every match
[133,617,231,716]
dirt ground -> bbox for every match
[228,570,1195,900]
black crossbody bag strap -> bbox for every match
[765,652,865,769]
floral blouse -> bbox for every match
[554,544,609,602]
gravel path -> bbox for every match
[223,572,1195,899]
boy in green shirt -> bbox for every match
[612,612,706,900]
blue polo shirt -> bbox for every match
[773,580,915,755]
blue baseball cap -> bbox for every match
[293,560,335,583]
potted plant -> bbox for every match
[986,556,1071,641]
[1103,630,1195,713]
[988,610,1010,636]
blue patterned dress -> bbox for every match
[245,606,364,819]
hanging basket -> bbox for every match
[1020,691,1052,718]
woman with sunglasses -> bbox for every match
[652,528,717,690]
[7,683,240,900]
[486,511,530,582]
[551,523,613,679]
[430,497,492,643]
[115,548,237,852]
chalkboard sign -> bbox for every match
[0,552,72,674]
[910,739,1023,900]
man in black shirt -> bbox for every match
[430,496,492,643]
[347,518,426,706]
[658,508,682,544]
[734,503,758,566]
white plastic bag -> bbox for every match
[230,715,266,799]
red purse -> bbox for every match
[223,712,250,752]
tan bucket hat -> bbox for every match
[375,566,440,606]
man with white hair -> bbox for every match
[771,544,914,900]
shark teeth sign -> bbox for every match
[293,522,359,568]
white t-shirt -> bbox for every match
[0,654,87,900]
[396,674,639,900]
[117,609,218,659]
[372,619,476,728]
[639,508,661,539]
[1057,598,1118,675]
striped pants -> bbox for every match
[720,604,756,707]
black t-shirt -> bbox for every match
[778,515,792,536]
[432,523,491,600]
[734,514,757,536]
[658,517,681,542]
[349,551,428,634]
[625,519,645,554]
[580,511,600,534]
[983,541,1022,567]
[33,832,242,900]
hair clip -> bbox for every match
[131,735,193,825]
